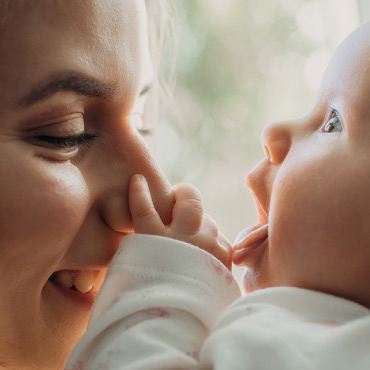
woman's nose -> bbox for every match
[261,120,292,164]
[96,130,175,233]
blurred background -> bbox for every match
[153,0,365,282]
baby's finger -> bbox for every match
[197,214,232,269]
[129,174,165,234]
[172,183,203,235]
[217,232,233,270]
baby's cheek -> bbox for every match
[272,155,331,231]
[268,162,328,267]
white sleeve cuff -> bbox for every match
[89,234,240,330]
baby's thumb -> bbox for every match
[129,174,165,234]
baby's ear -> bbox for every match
[128,174,166,234]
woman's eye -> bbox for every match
[321,110,343,133]
[32,132,98,151]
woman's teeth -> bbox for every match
[52,270,94,294]
[74,271,94,293]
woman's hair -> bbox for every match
[146,0,171,74]
[0,0,175,131]
[0,1,13,32]
[145,0,177,130]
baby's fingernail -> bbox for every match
[133,174,146,185]
[135,174,143,181]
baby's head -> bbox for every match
[236,23,370,308]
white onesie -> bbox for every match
[65,234,370,370]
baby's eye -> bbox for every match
[321,110,343,133]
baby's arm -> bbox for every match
[66,176,339,370]
[65,175,240,370]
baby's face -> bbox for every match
[239,23,370,307]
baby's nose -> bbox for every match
[261,120,292,164]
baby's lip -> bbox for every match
[256,198,268,224]
[233,223,269,250]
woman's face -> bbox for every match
[0,1,173,369]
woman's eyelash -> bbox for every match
[33,132,98,149]
[137,128,153,136]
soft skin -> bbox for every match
[128,174,232,270]
[0,1,174,369]
[237,23,370,308]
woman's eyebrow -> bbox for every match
[17,71,119,107]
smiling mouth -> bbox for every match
[49,270,96,294]
[47,269,102,308]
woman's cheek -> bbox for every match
[0,159,89,257]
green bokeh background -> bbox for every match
[157,1,365,272]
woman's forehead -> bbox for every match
[0,0,151,111]
[0,0,148,65]
[0,0,146,29]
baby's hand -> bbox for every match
[129,174,232,270]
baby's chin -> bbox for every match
[242,267,280,293]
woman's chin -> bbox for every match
[40,280,92,350]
